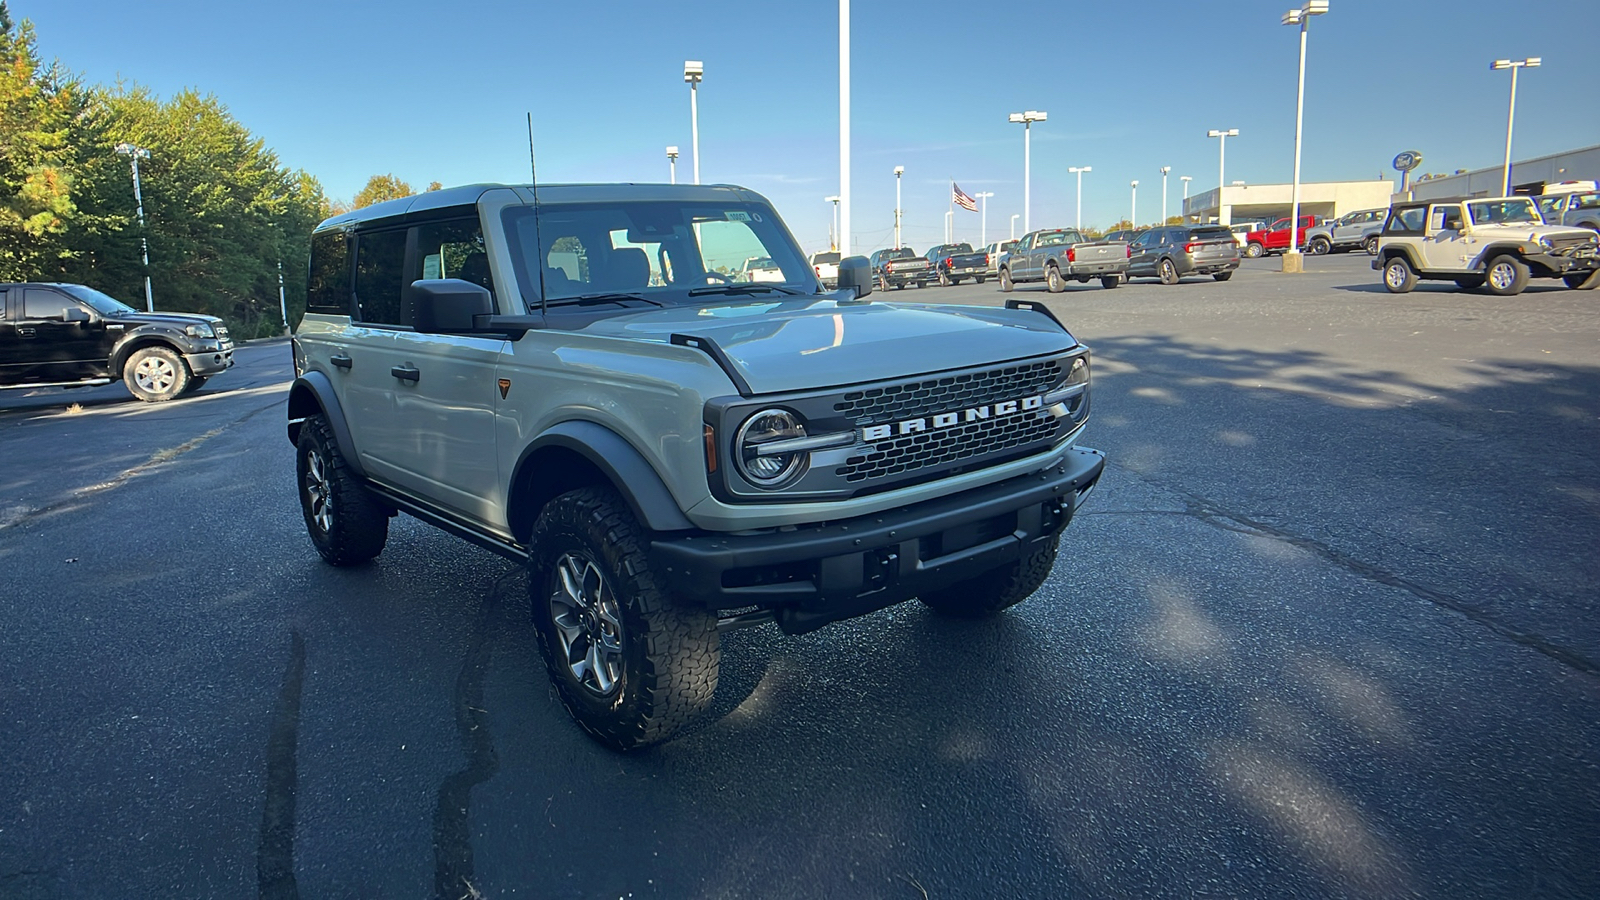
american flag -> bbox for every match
[953,183,978,212]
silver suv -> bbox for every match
[1303,207,1385,256]
[287,183,1104,749]
[1373,195,1600,295]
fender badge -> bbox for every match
[498,378,511,399]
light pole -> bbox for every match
[683,61,703,184]
[666,146,679,184]
[114,142,154,312]
[1492,57,1540,196]
[1282,0,1329,272]
[1207,128,1239,225]
[839,0,851,254]
[825,195,841,251]
[894,165,904,249]
[944,210,953,245]
[1068,166,1091,230]
[1129,180,1139,228]
[1181,175,1192,219]
[976,191,994,246]
[1159,166,1171,225]
[1010,214,1020,240]
[1008,110,1047,232]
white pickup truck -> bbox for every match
[998,228,1130,292]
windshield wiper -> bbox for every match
[686,284,807,297]
[543,292,665,309]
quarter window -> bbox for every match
[1384,207,1426,235]
[353,229,408,325]
[306,230,352,315]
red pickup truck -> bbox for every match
[1243,215,1319,258]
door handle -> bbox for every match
[390,365,419,383]
[330,354,352,370]
[17,327,35,338]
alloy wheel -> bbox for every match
[133,356,177,394]
[1489,262,1515,291]
[550,553,625,697]
[304,448,333,534]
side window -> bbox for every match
[22,288,72,320]
[306,230,352,315]
[414,218,495,307]
[1576,193,1600,210]
[353,229,408,325]
[1385,207,1425,235]
[1430,207,1462,232]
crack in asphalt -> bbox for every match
[0,396,284,531]
[431,571,516,900]
[257,630,306,900]
[1107,460,1600,678]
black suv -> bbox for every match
[0,282,234,401]
[1126,225,1241,284]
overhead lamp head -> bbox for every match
[1025,110,1046,121]
[1160,166,1171,174]
[683,60,704,81]
[666,146,679,158]
[1491,59,1512,69]
[1526,56,1542,67]
[1131,180,1139,187]
[1008,112,1025,123]
[825,195,841,203]
[894,165,904,175]
[1305,0,1329,13]
[1282,9,1302,25]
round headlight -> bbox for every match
[735,408,808,487]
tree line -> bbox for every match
[0,5,427,337]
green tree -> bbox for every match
[0,5,84,279]
[351,173,413,209]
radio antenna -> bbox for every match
[528,112,548,317]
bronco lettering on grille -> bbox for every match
[860,395,1044,441]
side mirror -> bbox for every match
[64,307,91,324]
[410,279,493,333]
[836,256,873,299]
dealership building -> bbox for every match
[1399,143,1600,201]
[1182,179,1394,226]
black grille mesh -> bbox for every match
[832,359,1063,425]
[838,412,1060,482]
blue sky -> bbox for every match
[24,0,1600,255]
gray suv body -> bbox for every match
[286,183,1104,748]
[1126,225,1240,284]
[1303,207,1385,255]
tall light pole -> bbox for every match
[1008,110,1047,232]
[894,165,904,249]
[683,61,703,184]
[1010,214,1020,240]
[666,146,679,184]
[1181,175,1192,219]
[114,142,154,312]
[1068,166,1091,230]
[1208,129,1239,225]
[825,195,841,251]
[1282,0,1329,272]
[944,210,953,245]
[1129,180,1139,228]
[1492,57,1540,196]
[839,0,851,254]
[1159,166,1171,225]
[976,191,994,246]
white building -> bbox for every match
[1182,180,1395,227]
[1402,143,1600,201]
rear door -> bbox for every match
[0,288,17,381]
[1127,230,1157,274]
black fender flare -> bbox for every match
[1469,243,1531,270]
[285,371,366,478]
[511,420,694,535]
[1379,245,1425,271]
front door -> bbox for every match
[16,286,111,378]
[1419,205,1475,271]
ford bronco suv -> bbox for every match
[1374,196,1600,295]
[287,183,1104,749]
[0,282,233,401]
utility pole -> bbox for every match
[1492,57,1540,195]
[838,0,851,254]
[1068,166,1091,230]
[976,192,994,246]
[115,142,154,312]
[277,259,288,331]
[893,166,904,249]
[1159,166,1171,225]
[684,61,704,184]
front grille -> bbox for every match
[215,325,231,342]
[833,359,1062,425]
[837,411,1060,482]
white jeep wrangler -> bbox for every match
[1374,196,1600,295]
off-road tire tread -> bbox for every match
[531,487,718,750]
[298,415,388,565]
[918,534,1060,618]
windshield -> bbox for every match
[501,200,816,306]
[1468,198,1540,226]
[59,284,137,316]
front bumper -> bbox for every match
[185,345,235,375]
[652,446,1105,633]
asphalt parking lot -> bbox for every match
[2,253,1597,898]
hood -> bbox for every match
[116,310,225,327]
[578,297,1080,394]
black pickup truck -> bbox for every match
[1,282,234,401]
[925,242,990,286]
[867,247,935,290]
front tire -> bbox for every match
[919,535,1060,617]
[531,487,719,751]
[123,345,190,402]
[1308,237,1331,255]
[1245,242,1265,259]
[1383,256,1417,293]
[999,267,1014,293]
[1563,271,1597,289]
[1158,258,1180,285]
[296,415,389,566]
[1046,264,1065,293]
[1483,254,1529,296]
